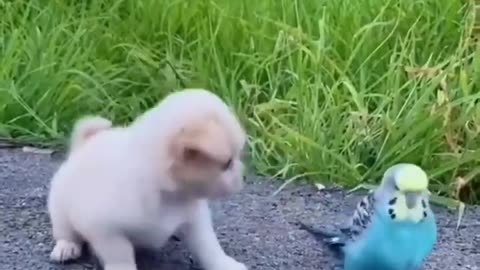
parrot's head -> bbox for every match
[378,163,431,223]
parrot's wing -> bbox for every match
[346,191,376,241]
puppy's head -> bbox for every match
[168,114,246,199]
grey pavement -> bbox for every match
[1,148,480,270]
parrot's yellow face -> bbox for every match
[389,191,427,223]
[394,165,429,192]
[381,163,431,223]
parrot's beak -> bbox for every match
[405,192,420,209]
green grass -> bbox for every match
[1,0,480,203]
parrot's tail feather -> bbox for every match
[297,221,346,257]
[298,221,338,239]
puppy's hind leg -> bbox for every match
[49,209,83,262]
[87,233,138,270]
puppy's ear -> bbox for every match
[171,119,232,169]
[181,143,214,167]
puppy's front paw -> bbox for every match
[210,256,247,270]
[50,239,82,262]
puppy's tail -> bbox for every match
[69,116,112,152]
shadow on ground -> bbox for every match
[1,149,479,270]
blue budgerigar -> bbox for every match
[299,163,438,270]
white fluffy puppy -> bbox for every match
[47,89,248,270]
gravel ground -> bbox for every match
[1,148,480,270]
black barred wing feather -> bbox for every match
[344,191,376,241]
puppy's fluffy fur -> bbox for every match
[47,89,248,270]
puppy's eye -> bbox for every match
[394,184,399,191]
[222,158,233,170]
